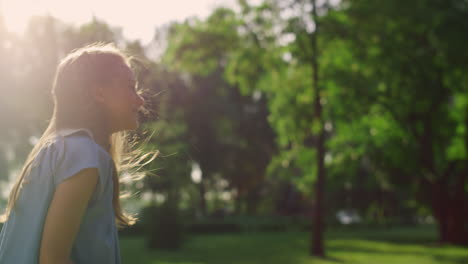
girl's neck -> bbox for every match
[59,124,112,154]
[55,107,113,154]
[88,127,112,153]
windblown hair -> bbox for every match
[0,42,158,229]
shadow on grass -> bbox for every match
[121,232,344,264]
[431,255,468,264]
[328,238,468,264]
[121,227,468,264]
[326,225,438,244]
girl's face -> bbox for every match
[98,63,145,133]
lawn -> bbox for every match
[120,226,468,264]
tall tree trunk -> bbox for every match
[424,103,468,245]
[246,185,261,215]
[199,180,207,217]
[432,171,468,245]
[310,0,326,257]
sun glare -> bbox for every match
[1,0,236,43]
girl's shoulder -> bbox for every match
[54,128,97,147]
[52,128,111,161]
[50,128,112,186]
[56,127,94,139]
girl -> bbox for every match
[0,43,158,263]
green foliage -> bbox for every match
[164,8,240,76]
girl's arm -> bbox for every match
[39,168,99,264]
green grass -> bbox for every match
[120,226,468,264]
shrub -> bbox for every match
[142,202,185,250]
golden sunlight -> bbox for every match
[1,0,236,43]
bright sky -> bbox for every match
[0,0,237,44]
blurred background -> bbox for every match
[0,0,467,263]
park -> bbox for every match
[0,0,467,263]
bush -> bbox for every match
[142,202,185,250]
[185,220,241,233]
[118,222,145,237]
[185,215,307,234]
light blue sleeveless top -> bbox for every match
[0,128,121,264]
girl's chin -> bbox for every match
[116,120,139,132]
[130,119,140,130]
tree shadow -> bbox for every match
[122,232,345,264]
[431,254,468,264]
[121,230,468,264]
[328,239,468,264]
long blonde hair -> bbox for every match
[0,42,158,229]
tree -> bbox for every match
[225,0,332,255]
[308,0,327,256]
[325,0,468,244]
[163,9,276,216]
